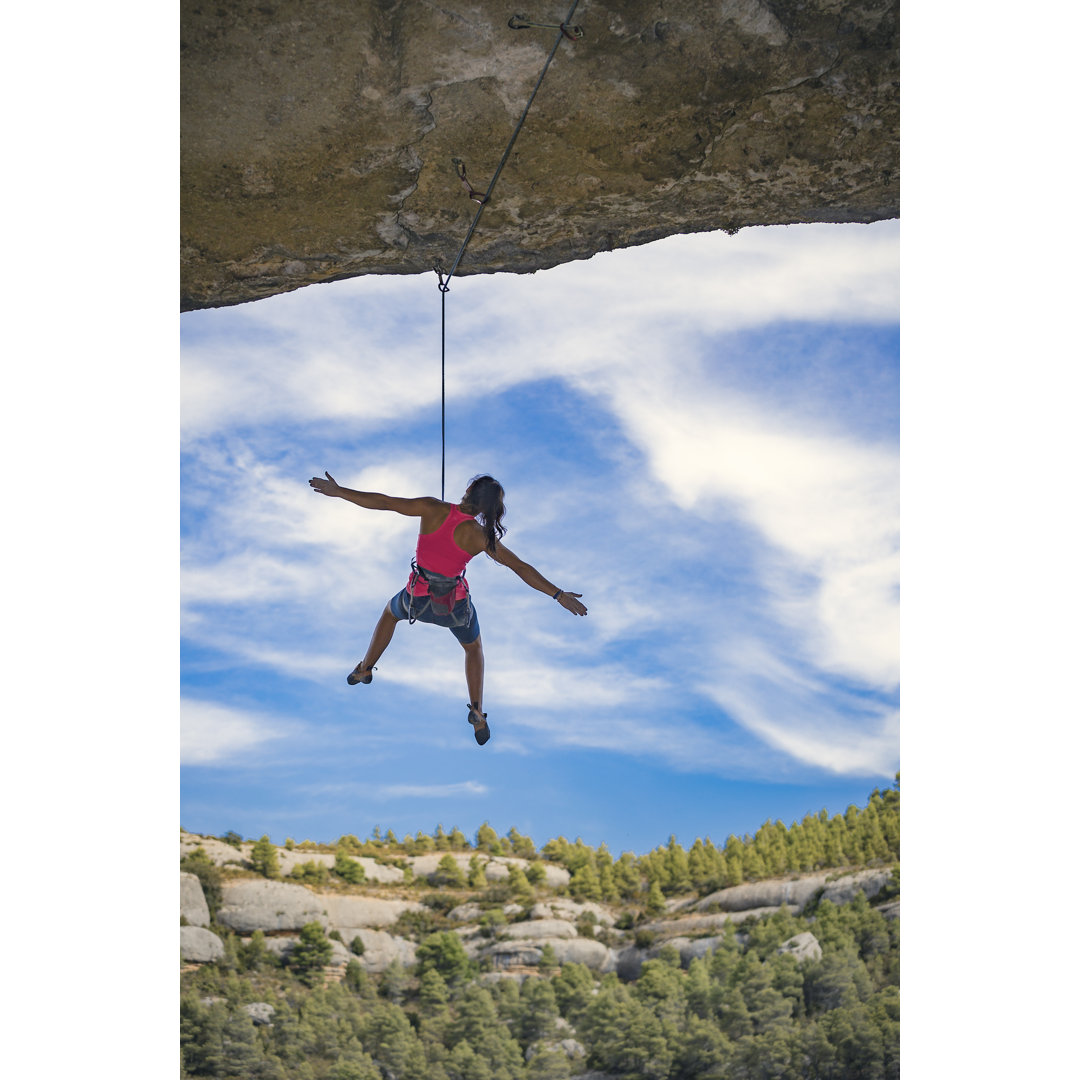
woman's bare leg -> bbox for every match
[351,602,402,680]
[462,634,485,713]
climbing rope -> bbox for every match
[434,4,582,498]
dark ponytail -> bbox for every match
[462,475,506,555]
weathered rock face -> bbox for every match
[320,894,424,929]
[218,879,329,932]
[181,925,226,962]
[777,930,822,962]
[180,871,211,927]
[180,0,899,310]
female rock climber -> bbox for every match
[308,472,587,746]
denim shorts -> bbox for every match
[389,588,480,645]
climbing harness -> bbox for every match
[434,4,582,498]
[407,560,473,628]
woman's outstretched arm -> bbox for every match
[309,471,434,517]
[492,541,588,616]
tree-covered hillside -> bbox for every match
[180,780,899,1079]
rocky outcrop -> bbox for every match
[484,935,616,973]
[501,918,578,940]
[279,851,406,883]
[218,879,329,932]
[180,833,249,866]
[532,898,615,926]
[180,872,210,927]
[820,868,893,906]
[695,873,833,913]
[343,929,419,972]
[320,894,424,930]
[180,0,899,309]
[181,926,226,963]
[777,931,822,963]
[243,1002,276,1026]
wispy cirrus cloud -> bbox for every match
[181,223,899,801]
[379,781,489,798]
[180,699,295,765]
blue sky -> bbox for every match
[180,221,899,854]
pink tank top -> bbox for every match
[408,505,476,600]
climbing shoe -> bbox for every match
[347,662,374,685]
[467,703,490,746]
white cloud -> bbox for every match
[179,222,900,781]
[379,781,489,798]
[180,223,898,435]
[181,699,293,765]
[585,360,900,690]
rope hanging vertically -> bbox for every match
[436,3,581,498]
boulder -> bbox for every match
[180,926,225,963]
[275,851,336,875]
[180,872,210,927]
[274,849,408,883]
[180,832,249,867]
[481,935,614,972]
[485,942,545,968]
[449,902,484,922]
[820,868,893,906]
[217,879,328,932]
[260,937,356,967]
[242,1002,275,1026]
[409,852,476,879]
[531,899,616,926]
[543,938,617,973]
[659,936,726,966]
[344,928,418,973]
[776,931,822,963]
[539,864,572,889]
[502,919,578,941]
[321,894,424,930]
[696,874,831,914]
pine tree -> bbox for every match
[569,862,602,902]
[250,835,280,878]
[475,822,501,853]
[663,835,691,895]
[645,877,665,915]
[433,854,466,888]
[467,855,487,889]
[288,922,333,987]
[508,864,535,902]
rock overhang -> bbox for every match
[180,0,899,310]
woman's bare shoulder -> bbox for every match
[453,516,488,555]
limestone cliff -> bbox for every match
[179,830,898,975]
[181,0,899,310]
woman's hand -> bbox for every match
[557,591,588,616]
[309,471,342,497]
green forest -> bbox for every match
[180,781,899,1079]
